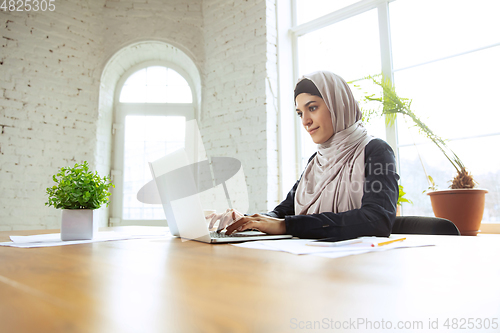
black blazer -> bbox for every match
[265,138,399,241]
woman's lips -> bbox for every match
[309,127,319,135]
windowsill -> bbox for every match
[478,222,500,234]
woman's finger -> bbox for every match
[209,213,222,230]
[232,209,244,219]
[225,216,252,235]
[236,222,255,232]
[205,213,216,229]
[217,215,226,232]
[222,208,236,227]
[232,211,244,223]
[217,211,233,232]
[222,210,243,230]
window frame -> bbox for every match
[280,0,500,233]
[289,0,398,170]
[109,61,196,227]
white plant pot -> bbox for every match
[61,209,98,241]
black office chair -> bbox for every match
[392,216,460,236]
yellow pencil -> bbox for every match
[371,237,406,247]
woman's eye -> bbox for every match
[296,112,302,118]
[309,106,317,111]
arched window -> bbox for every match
[111,65,195,226]
[119,66,193,103]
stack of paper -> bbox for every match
[232,236,435,258]
[0,230,170,248]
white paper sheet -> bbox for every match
[232,236,435,257]
[313,239,434,258]
[0,231,170,248]
[313,249,374,259]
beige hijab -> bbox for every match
[294,71,373,215]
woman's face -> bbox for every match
[295,93,334,144]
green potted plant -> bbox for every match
[46,161,114,241]
[396,184,412,216]
[356,75,487,235]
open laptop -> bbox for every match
[148,148,293,243]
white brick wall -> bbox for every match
[202,0,279,214]
[265,0,279,211]
[0,0,279,230]
[1,1,102,231]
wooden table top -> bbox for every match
[1,227,499,333]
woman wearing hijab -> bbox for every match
[224,71,399,241]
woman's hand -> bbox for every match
[225,213,286,235]
[205,209,245,232]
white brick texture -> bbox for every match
[202,0,279,214]
[0,0,279,230]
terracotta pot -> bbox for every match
[427,189,488,236]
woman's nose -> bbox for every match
[302,114,312,127]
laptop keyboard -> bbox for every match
[209,231,262,238]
